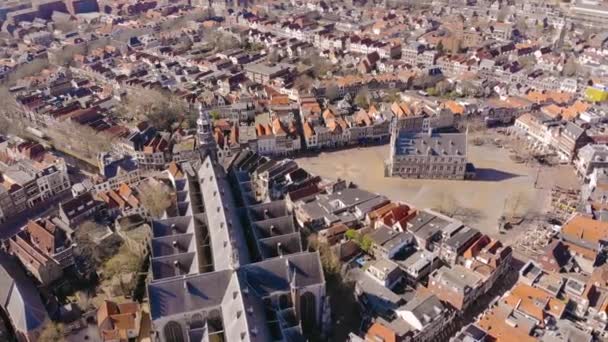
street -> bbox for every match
[0,190,73,239]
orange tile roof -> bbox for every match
[118,183,132,198]
[336,117,348,130]
[516,112,535,126]
[391,101,414,118]
[546,91,573,105]
[303,122,314,138]
[562,240,597,261]
[256,123,268,136]
[101,329,120,340]
[526,91,573,105]
[368,202,399,221]
[111,312,136,331]
[368,105,379,116]
[381,204,416,228]
[108,190,126,208]
[542,104,563,118]
[365,322,397,342]
[442,100,465,115]
[463,235,492,259]
[272,118,286,135]
[270,94,290,106]
[504,283,565,323]
[167,161,184,179]
[505,96,532,109]
[526,91,548,104]
[561,100,590,120]
[477,306,536,342]
[322,109,335,121]
[355,109,372,126]
[561,214,608,245]
[98,300,140,341]
[301,101,322,113]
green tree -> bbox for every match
[210,110,221,121]
[354,87,370,109]
[344,229,373,252]
[345,229,359,241]
[360,235,373,252]
[436,40,444,54]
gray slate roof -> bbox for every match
[0,253,47,335]
[394,131,467,157]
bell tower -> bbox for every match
[197,104,218,162]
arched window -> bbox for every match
[163,321,184,342]
[279,293,292,310]
[190,313,205,330]
[208,309,224,333]
[300,292,317,334]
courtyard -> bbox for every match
[296,131,580,240]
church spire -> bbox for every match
[197,104,218,162]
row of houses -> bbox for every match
[228,147,514,342]
[0,136,71,223]
[455,213,608,341]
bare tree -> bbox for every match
[504,191,530,219]
[146,101,182,134]
[50,44,87,66]
[311,236,341,275]
[435,192,458,216]
[354,87,371,109]
[74,221,121,270]
[0,117,9,135]
[434,192,484,224]
[205,31,240,51]
[53,17,78,33]
[116,89,194,132]
[138,180,172,218]
[267,49,280,63]
[563,57,579,77]
[76,291,94,312]
[115,88,166,121]
[102,244,142,279]
[311,56,333,78]
[38,321,64,342]
[7,58,50,84]
[294,74,314,92]
[325,84,340,101]
[383,89,400,103]
[101,244,144,296]
[497,7,510,22]
[515,17,528,33]
[47,121,114,160]
[435,80,452,96]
